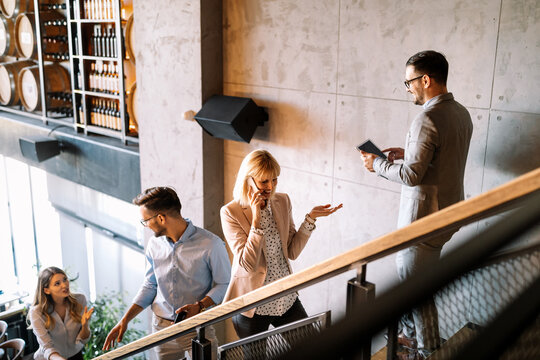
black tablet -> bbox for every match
[356,140,387,159]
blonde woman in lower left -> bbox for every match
[29,267,94,360]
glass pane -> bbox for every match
[92,230,121,297]
[85,226,96,302]
[58,213,89,295]
[91,229,148,332]
[4,157,38,296]
[0,155,16,291]
[30,166,63,270]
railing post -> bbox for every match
[192,326,212,360]
[346,263,375,360]
[386,319,399,360]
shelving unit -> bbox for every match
[0,0,74,127]
[0,0,137,144]
[66,0,137,144]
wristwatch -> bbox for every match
[197,300,206,313]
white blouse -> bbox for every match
[29,293,90,360]
[255,203,314,316]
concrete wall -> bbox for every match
[131,0,540,349]
[134,0,223,235]
[221,0,540,328]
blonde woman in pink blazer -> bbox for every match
[220,149,342,338]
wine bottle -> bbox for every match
[102,26,109,57]
[90,99,95,124]
[77,63,83,89]
[89,63,95,91]
[109,26,116,58]
[78,103,84,124]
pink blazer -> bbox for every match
[220,192,312,317]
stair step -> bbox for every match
[429,322,481,360]
[371,345,387,360]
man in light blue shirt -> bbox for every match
[103,186,231,359]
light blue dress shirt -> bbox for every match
[132,219,231,320]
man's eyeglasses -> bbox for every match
[140,214,159,227]
[404,74,428,89]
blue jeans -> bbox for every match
[396,244,442,356]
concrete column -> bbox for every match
[134,0,223,235]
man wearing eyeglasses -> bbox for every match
[103,186,231,360]
[360,50,473,360]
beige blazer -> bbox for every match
[220,192,312,317]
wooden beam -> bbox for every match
[94,167,540,359]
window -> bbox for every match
[0,155,144,321]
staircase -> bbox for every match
[92,168,540,360]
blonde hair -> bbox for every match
[233,149,281,207]
[33,267,83,330]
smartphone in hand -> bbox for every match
[247,177,267,207]
[174,310,187,323]
[247,177,259,192]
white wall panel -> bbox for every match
[463,108,490,200]
[224,0,339,92]
[334,95,412,191]
[492,0,540,113]
[224,83,336,177]
[338,0,500,109]
[482,110,540,192]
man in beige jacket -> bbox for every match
[360,50,473,359]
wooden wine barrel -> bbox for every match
[126,81,138,132]
[124,14,135,64]
[0,16,16,56]
[0,59,35,105]
[120,0,133,21]
[0,0,34,19]
[14,12,66,59]
[123,58,135,89]
[18,63,70,111]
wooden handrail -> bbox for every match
[94,167,540,359]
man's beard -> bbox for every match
[413,93,425,105]
[153,227,166,237]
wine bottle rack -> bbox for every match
[0,0,137,144]
[0,0,74,124]
[67,0,137,143]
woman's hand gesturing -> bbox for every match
[308,203,343,219]
[81,306,94,327]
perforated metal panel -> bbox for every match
[218,312,329,360]
[420,248,540,360]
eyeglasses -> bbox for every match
[140,214,159,227]
[404,74,427,89]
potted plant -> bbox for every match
[83,291,146,360]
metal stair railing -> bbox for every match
[92,167,540,360]
[278,191,540,360]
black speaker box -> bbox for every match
[194,95,267,143]
[19,137,61,163]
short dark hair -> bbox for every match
[406,50,449,86]
[133,186,182,214]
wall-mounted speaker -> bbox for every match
[194,95,268,143]
[19,136,61,162]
